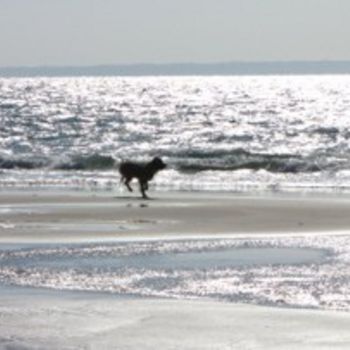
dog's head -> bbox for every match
[151,157,167,170]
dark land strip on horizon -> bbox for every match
[2,61,350,77]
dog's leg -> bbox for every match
[124,177,133,192]
[139,180,149,199]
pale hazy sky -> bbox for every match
[0,0,349,67]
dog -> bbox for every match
[119,157,166,199]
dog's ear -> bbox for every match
[151,157,166,169]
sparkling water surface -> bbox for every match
[1,235,350,311]
[1,75,350,192]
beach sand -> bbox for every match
[1,190,350,243]
[1,190,350,349]
[1,286,350,350]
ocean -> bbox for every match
[1,75,350,193]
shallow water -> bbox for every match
[1,235,350,311]
[1,245,324,270]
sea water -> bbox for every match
[1,235,350,311]
[1,75,350,192]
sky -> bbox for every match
[0,0,349,67]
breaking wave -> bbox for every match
[0,154,116,171]
[0,150,338,174]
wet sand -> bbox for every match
[1,286,350,350]
[1,190,350,242]
[1,190,350,349]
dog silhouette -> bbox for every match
[119,157,166,199]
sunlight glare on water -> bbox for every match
[1,235,350,311]
[1,75,350,192]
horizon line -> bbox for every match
[2,59,350,69]
[2,60,350,77]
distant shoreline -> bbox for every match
[2,61,350,77]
